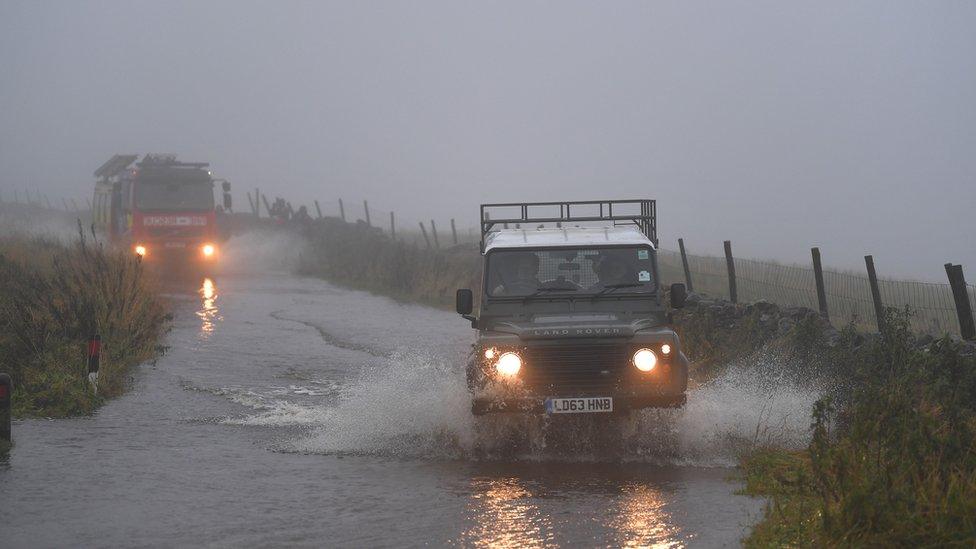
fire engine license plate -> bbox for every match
[545,397,613,414]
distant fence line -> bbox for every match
[246,191,480,248]
[236,192,976,341]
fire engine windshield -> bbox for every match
[486,246,656,298]
[136,180,214,212]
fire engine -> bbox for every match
[92,154,231,263]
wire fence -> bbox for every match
[659,249,975,337]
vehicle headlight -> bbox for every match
[661,343,672,356]
[202,244,216,257]
[484,347,497,360]
[495,352,522,377]
[633,348,657,372]
[134,245,147,257]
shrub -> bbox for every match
[0,229,166,417]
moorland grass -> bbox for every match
[298,218,480,308]
[0,228,166,417]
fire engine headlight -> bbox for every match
[495,352,522,377]
[661,344,672,356]
[134,245,147,257]
[202,244,216,257]
[633,348,657,372]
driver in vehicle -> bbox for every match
[493,252,542,295]
[589,253,634,290]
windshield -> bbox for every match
[486,246,656,297]
[135,180,214,211]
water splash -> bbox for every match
[292,349,474,457]
[217,346,819,465]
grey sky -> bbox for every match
[1,1,973,280]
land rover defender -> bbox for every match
[456,200,689,416]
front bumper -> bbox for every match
[471,393,686,415]
[135,242,217,264]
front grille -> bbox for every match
[520,342,631,395]
[145,226,205,238]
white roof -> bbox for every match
[484,226,654,253]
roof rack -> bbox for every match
[480,199,657,251]
[93,154,138,179]
[137,153,209,169]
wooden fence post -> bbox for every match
[811,247,829,319]
[338,199,346,222]
[678,238,694,292]
[864,255,885,332]
[419,222,431,248]
[724,240,737,303]
[450,218,458,246]
[246,192,256,215]
[261,194,272,217]
[313,200,323,219]
[945,263,976,340]
[389,211,396,239]
[430,220,440,248]
[255,187,261,216]
[363,200,371,227]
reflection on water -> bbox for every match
[458,465,688,548]
[462,477,553,548]
[197,277,221,337]
[611,483,682,548]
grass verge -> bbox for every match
[741,311,976,546]
[0,229,167,417]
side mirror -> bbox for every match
[669,283,687,309]
[456,288,473,315]
[223,192,232,211]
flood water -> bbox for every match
[0,234,819,547]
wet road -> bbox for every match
[0,257,781,547]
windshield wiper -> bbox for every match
[592,282,645,297]
[521,286,578,302]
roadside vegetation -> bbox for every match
[739,310,976,546]
[298,218,479,308]
[0,227,167,417]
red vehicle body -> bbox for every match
[93,154,224,263]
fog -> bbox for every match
[1,1,973,280]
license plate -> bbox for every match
[164,242,187,248]
[545,397,613,414]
